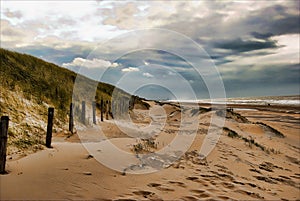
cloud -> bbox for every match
[121,67,140,72]
[213,38,279,53]
[102,2,141,30]
[1,1,299,98]
[143,72,154,78]
[244,4,300,36]
[3,9,22,19]
[251,32,273,39]
[0,19,36,48]
[62,57,118,69]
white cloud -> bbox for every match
[1,1,125,46]
[62,57,118,69]
[110,62,119,67]
[122,67,140,72]
[143,72,154,78]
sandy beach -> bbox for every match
[1,101,299,200]
[1,0,299,200]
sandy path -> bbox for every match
[1,102,300,200]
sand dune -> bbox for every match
[1,101,299,200]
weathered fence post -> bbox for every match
[0,116,9,174]
[122,98,125,116]
[109,101,112,119]
[81,101,86,125]
[69,103,74,133]
[100,99,104,122]
[46,108,54,148]
[92,101,96,124]
[106,100,109,120]
[119,98,123,117]
[115,99,118,118]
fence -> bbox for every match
[0,97,133,173]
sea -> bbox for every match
[167,95,300,106]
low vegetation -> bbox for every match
[191,107,211,116]
[132,138,158,154]
[216,109,250,123]
[223,127,239,138]
[0,48,148,155]
[223,127,280,154]
[255,122,285,138]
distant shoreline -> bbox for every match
[165,94,300,107]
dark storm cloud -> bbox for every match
[213,38,279,53]
[251,32,273,39]
[245,4,300,36]
[213,58,233,66]
[159,3,298,55]
[17,45,92,65]
[115,49,192,69]
[222,63,300,97]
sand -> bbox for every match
[1,101,299,200]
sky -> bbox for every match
[1,0,299,100]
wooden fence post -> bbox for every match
[122,98,125,116]
[82,101,86,125]
[92,101,96,124]
[120,98,123,117]
[46,108,54,148]
[0,116,9,174]
[109,101,112,119]
[100,99,104,122]
[115,99,118,118]
[106,100,109,120]
[69,103,74,133]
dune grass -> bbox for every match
[255,122,285,138]
[223,127,280,154]
[0,48,148,154]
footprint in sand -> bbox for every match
[194,192,211,199]
[156,186,175,192]
[147,182,175,192]
[190,189,211,199]
[235,189,264,199]
[218,168,234,175]
[217,195,235,200]
[132,190,155,199]
[199,174,218,179]
[190,189,205,194]
[214,164,228,169]
[216,173,234,181]
[186,176,209,185]
[221,181,235,189]
[233,180,245,186]
[279,175,292,180]
[186,176,199,181]
[220,156,228,160]
[246,182,257,188]
[254,176,277,184]
[132,190,162,200]
[249,168,262,174]
[147,183,161,187]
[181,196,199,201]
[168,181,187,188]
